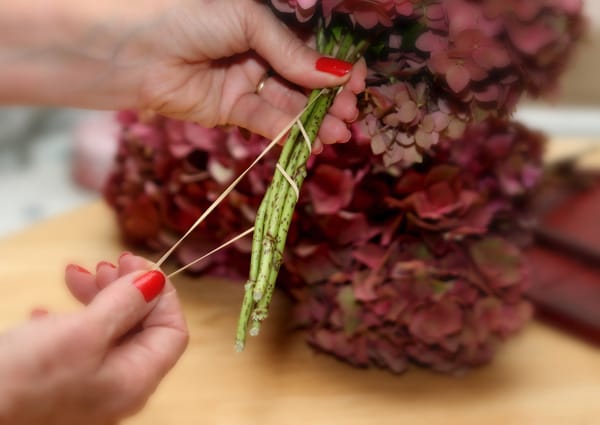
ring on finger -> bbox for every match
[255,72,272,95]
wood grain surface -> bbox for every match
[1,140,600,425]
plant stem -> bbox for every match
[236,19,366,348]
[253,93,328,314]
[251,90,335,328]
[236,92,321,348]
[251,91,322,302]
[248,93,318,284]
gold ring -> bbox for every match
[255,72,271,95]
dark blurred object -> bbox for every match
[528,157,600,344]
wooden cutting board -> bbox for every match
[1,141,600,425]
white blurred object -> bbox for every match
[585,1,600,27]
[72,112,120,191]
[0,108,97,238]
[515,107,600,137]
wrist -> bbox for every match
[0,0,172,109]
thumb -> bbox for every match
[246,3,353,89]
[84,270,166,344]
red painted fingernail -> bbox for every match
[132,270,165,302]
[119,251,132,262]
[30,307,49,318]
[66,264,91,274]
[96,261,116,271]
[316,57,352,77]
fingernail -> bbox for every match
[30,307,49,319]
[96,261,117,271]
[340,130,352,143]
[316,57,352,77]
[119,251,132,262]
[132,270,165,302]
[66,264,91,274]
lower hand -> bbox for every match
[0,253,188,425]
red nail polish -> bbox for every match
[67,264,91,274]
[316,57,352,77]
[96,261,117,271]
[132,270,165,302]
[30,307,49,318]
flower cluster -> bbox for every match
[104,111,271,279]
[272,0,415,27]
[105,114,544,373]
[281,118,544,373]
[106,0,579,373]
[269,0,582,167]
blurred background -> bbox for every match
[0,2,600,238]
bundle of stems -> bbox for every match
[235,22,367,350]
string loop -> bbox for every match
[275,163,299,201]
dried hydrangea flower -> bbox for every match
[105,115,544,374]
[285,0,582,167]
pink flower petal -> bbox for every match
[446,64,471,93]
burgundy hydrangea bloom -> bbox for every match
[105,0,579,374]
[361,81,468,167]
[268,0,582,166]
[322,0,416,28]
[105,114,544,374]
[271,0,416,27]
[105,111,273,279]
[280,118,544,373]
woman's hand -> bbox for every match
[0,253,188,425]
[0,0,367,150]
[137,0,367,150]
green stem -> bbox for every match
[253,91,327,302]
[252,91,335,325]
[336,31,354,62]
[253,37,355,311]
[235,280,256,350]
[249,92,319,283]
[350,39,370,62]
[236,91,321,345]
[251,91,322,301]
[237,19,369,348]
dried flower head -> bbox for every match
[105,115,544,373]
[268,0,582,166]
[280,118,544,373]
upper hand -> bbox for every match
[131,0,367,151]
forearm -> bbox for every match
[0,1,170,109]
